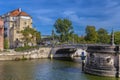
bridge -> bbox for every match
[49,44,87,59]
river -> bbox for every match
[0,59,119,80]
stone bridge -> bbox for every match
[49,45,87,59]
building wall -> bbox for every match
[12,16,32,48]
[2,14,33,48]
[0,19,4,51]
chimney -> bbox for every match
[19,8,21,12]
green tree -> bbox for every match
[21,27,41,46]
[97,28,110,43]
[54,18,74,43]
[79,36,86,43]
[114,31,120,44]
[21,27,32,46]
[4,38,9,49]
[71,34,81,43]
[85,25,98,43]
[36,31,41,44]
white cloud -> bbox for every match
[2,0,120,34]
[36,16,54,26]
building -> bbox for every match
[0,18,4,51]
[1,8,33,48]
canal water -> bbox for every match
[0,59,119,80]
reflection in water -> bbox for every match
[0,61,35,80]
[85,74,120,80]
[0,59,119,80]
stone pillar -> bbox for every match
[114,46,119,77]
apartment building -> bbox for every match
[1,8,32,48]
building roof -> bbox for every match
[9,8,30,17]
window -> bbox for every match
[24,22,27,25]
[16,31,19,33]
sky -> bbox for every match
[0,0,120,36]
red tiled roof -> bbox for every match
[9,8,30,17]
[18,12,30,16]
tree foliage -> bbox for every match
[36,31,41,44]
[72,34,81,43]
[97,28,110,43]
[21,27,41,46]
[4,38,9,49]
[85,25,98,43]
[114,31,120,44]
[54,18,74,42]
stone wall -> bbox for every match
[84,45,120,77]
[0,47,51,60]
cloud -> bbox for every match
[37,16,54,25]
[24,0,120,34]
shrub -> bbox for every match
[15,46,39,52]
[4,38,9,49]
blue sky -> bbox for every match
[0,0,120,36]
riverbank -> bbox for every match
[0,47,51,60]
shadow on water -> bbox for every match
[85,74,120,80]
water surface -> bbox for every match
[0,59,119,80]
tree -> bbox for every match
[114,31,120,44]
[97,28,110,44]
[72,34,81,43]
[21,27,32,46]
[79,36,86,43]
[85,25,98,43]
[21,27,41,46]
[54,18,74,43]
[36,31,41,44]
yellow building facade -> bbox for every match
[2,8,33,48]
